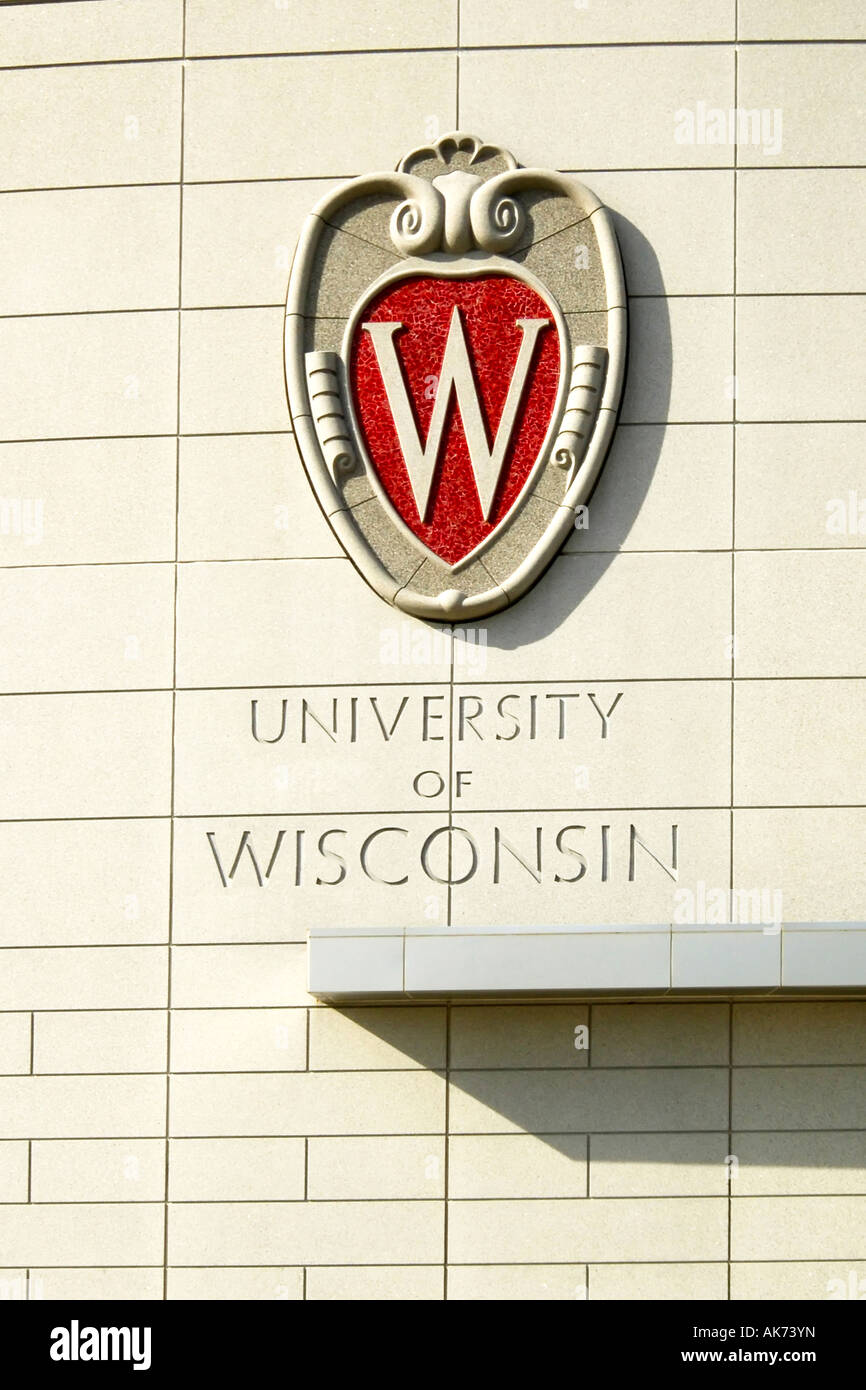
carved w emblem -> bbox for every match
[362,306,549,521]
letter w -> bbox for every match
[362,307,549,520]
[207,830,285,887]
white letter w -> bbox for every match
[362,307,549,521]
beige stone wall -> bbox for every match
[1,0,864,1300]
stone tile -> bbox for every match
[735,423,866,549]
[737,170,866,294]
[460,47,735,171]
[590,1262,727,1299]
[170,944,307,1009]
[173,686,449,814]
[185,1,457,54]
[448,810,729,930]
[0,693,171,819]
[563,424,733,553]
[169,1138,305,1201]
[0,312,177,441]
[622,297,734,424]
[1,1206,162,1273]
[0,1145,28,1202]
[587,170,734,296]
[731,1261,866,1300]
[0,186,180,315]
[734,809,866,925]
[169,1071,444,1137]
[0,0,183,64]
[175,559,452,687]
[592,1003,729,1066]
[0,564,174,693]
[591,1134,729,1197]
[449,1134,586,1198]
[178,433,340,561]
[448,1197,727,1263]
[308,1007,445,1071]
[183,55,456,181]
[738,43,866,166]
[0,438,176,566]
[457,552,731,681]
[169,1200,443,1265]
[737,296,866,421]
[34,1268,163,1300]
[181,179,341,308]
[180,308,287,434]
[171,813,448,942]
[734,1002,866,1065]
[449,681,730,811]
[736,553,866,678]
[463,0,734,43]
[307,1266,443,1300]
[167,1267,303,1300]
[448,1067,727,1134]
[448,1265,587,1300]
[733,1068,866,1130]
[0,1017,32,1077]
[0,819,169,947]
[0,1075,166,1139]
[739,1,866,39]
[170,1009,306,1073]
[0,1205,160,1266]
[307,1136,445,1199]
[734,680,866,805]
[450,1005,589,1069]
[0,64,181,190]
[731,1131,866,1195]
[0,946,166,1013]
[732,1196,866,1261]
[30,1140,164,1202]
[33,1010,167,1075]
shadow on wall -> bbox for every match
[331,1000,866,1170]
[464,213,672,651]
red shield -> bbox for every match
[348,274,562,565]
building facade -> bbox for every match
[1,0,865,1301]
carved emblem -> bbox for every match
[285,133,626,621]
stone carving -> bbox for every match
[285,133,627,621]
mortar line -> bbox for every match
[7,164,866,199]
[163,12,186,1302]
[455,0,461,130]
[1,36,864,74]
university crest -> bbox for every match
[284,133,626,621]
